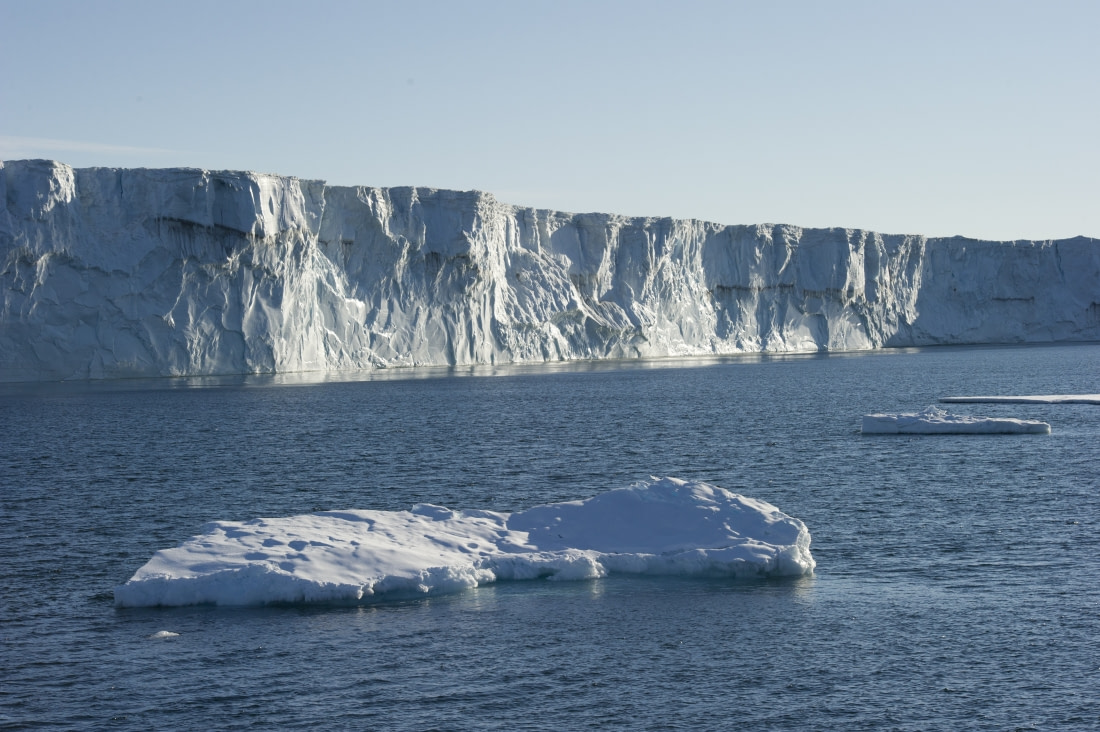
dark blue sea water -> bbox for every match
[2,344,1098,731]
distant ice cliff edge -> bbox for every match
[114,477,815,607]
[3,159,1099,381]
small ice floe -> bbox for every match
[940,394,1100,405]
[114,477,815,608]
[861,406,1051,435]
[148,630,180,639]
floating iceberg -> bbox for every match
[861,406,1051,435]
[114,478,815,608]
[940,394,1100,405]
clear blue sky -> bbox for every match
[2,0,1097,241]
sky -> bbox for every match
[2,0,1097,241]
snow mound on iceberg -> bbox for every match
[861,406,1051,434]
[114,477,815,608]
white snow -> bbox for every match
[113,477,815,607]
[940,394,1100,405]
[4,159,1099,381]
[861,406,1051,434]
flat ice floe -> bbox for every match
[114,477,815,608]
[940,394,1100,405]
[861,406,1051,435]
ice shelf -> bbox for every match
[4,159,1099,381]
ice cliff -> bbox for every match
[2,159,1098,381]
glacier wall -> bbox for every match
[2,159,1098,381]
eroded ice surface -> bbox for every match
[114,478,815,607]
[861,406,1051,435]
[941,394,1100,405]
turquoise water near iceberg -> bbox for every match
[2,344,1098,730]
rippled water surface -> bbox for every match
[3,345,1098,730]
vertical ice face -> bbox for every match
[2,159,1098,381]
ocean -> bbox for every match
[2,344,1098,730]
